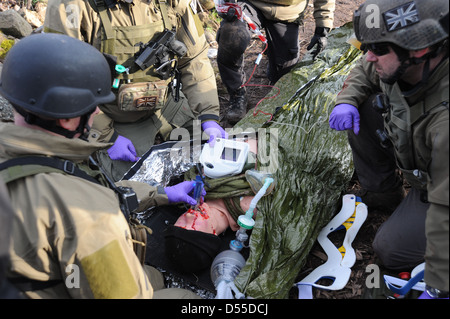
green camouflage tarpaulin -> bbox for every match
[230,23,363,299]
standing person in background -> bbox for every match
[329,0,448,299]
[216,0,335,125]
[44,0,228,182]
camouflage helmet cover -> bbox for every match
[353,0,449,50]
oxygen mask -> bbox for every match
[244,169,276,197]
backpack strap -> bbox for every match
[87,0,173,38]
[87,0,115,54]
[157,0,172,30]
[409,92,449,125]
[0,156,101,185]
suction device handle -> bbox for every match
[193,175,204,204]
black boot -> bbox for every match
[225,87,248,125]
[355,178,406,213]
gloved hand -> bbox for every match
[164,181,207,206]
[418,291,435,299]
[201,121,228,147]
[107,135,139,162]
[329,103,360,135]
[307,27,329,59]
[418,287,449,299]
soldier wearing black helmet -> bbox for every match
[0,33,200,299]
[329,0,448,298]
[43,0,228,182]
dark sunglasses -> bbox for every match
[360,43,391,56]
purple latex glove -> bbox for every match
[419,291,434,299]
[329,103,360,135]
[164,181,207,206]
[418,289,449,299]
[201,121,228,147]
[107,135,139,162]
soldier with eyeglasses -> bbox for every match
[329,0,448,299]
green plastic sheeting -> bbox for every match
[230,23,362,299]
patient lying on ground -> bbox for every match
[174,196,255,235]
[164,139,258,273]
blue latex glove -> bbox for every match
[201,121,228,147]
[329,103,360,135]
[164,181,207,206]
[107,135,139,162]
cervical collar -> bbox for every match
[296,194,368,299]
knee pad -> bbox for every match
[217,20,251,56]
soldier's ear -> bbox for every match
[410,48,430,59]
[57,117,81,131]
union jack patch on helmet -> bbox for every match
[383,1,420,32]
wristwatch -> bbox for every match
[426,285,449,299]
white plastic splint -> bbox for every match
[296,194,368,299]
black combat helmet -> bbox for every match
[0,33,115,119]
